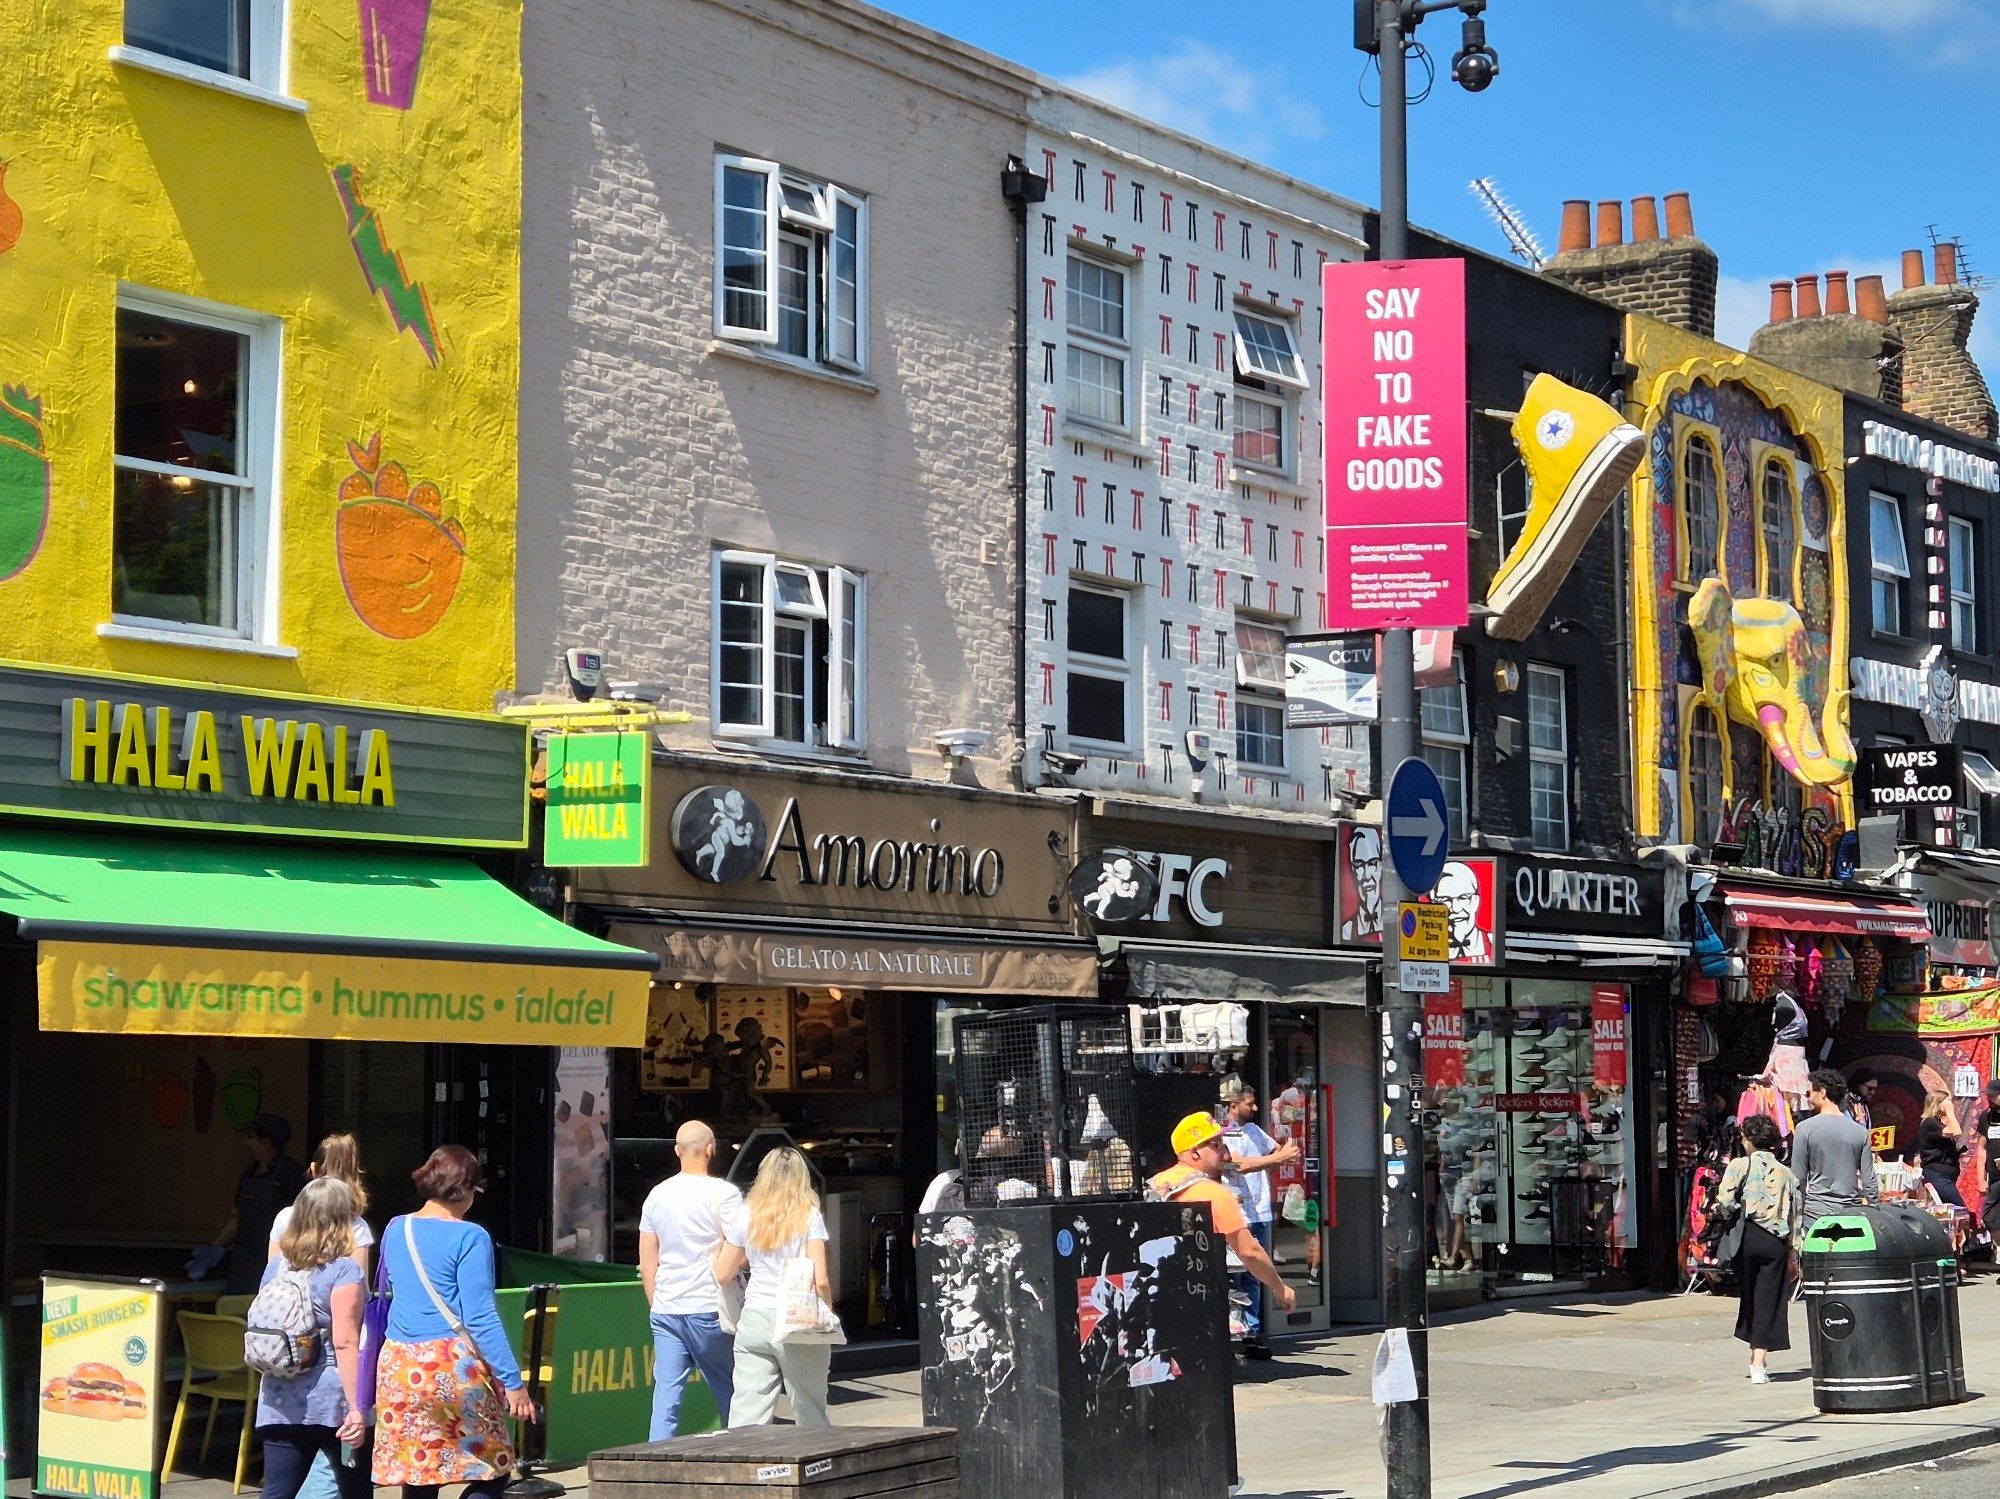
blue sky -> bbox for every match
[888,0,2000,367]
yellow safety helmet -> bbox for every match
[1171,1112,1225,1156]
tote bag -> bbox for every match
[357,1251,391,1413]
[772,1257,845,1346]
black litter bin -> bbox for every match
[1799,1204,1966,1413]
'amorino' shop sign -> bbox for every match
[0,662,528,847]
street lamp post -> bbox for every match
[1355,4,1499,1496]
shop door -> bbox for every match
[1261,1006,1330,1335]
[428,1044,552,1254]
[1321,1006,1380,1322]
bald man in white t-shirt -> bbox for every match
[639,1120,747,1438]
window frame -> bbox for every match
[120,0,287,93]
[1418,652,1469,844]
[1231,388,1288,476]
[1678,423,1723,585]
[1235,693,1287,772]
[111,285,283,645]
[1756,449,1797,603]
[710,549,865,751]
[1869,491,1911,638]
[1065,250,1131,434]
[714,156,867,372]
[1950,515,1980,654]
[1526,663,1570,851]
[1685,699,1727,847]
[1233,617,1289,771]
[1231,309,1308,390]
[1064,582,1133,752]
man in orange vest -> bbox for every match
[1151,1113,1296,1331]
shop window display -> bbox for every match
[613,981,902,1326]
[1427,979,1631,1289]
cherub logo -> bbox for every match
[670,785,768,884]
[1083,856,1141,919]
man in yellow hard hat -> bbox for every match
[1151,1112,1296,1336]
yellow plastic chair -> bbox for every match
[162,1311,259,1494]
[214,1294,255,1319]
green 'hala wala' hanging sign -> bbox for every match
[544,731,651,868]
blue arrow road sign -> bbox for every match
[1385,756,1449,896]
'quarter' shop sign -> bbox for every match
[1322,258,1468,630]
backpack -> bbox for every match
[243,1266,322,1377]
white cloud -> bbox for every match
[1061,42,1324,163]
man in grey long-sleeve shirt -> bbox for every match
[1791,1068,1879,1224]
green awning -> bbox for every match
[1,827,656,1048]
[0,826,652,970]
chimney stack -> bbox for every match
[1888,242,1995,440]
[1543,189,1718,337]
[1752,267,1903,406]
[1856,274,1888,325]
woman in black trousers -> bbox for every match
[1712,1113,1803,1383]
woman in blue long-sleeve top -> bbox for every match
[371,1145,536,1499]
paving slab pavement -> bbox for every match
[86,1278,2000,1499]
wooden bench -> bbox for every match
[589,1426,959,1499]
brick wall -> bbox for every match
[1543,240,1718,340]
[1889,283,1997,442]
[518,0,1035,782]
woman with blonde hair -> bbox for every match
[254,1178,369,1499]
[714,1147,834,1427]
[270,1135,374,1275]
[1916,1091,1968,1209]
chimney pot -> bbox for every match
[1935,242,1960,286]
[1768,281,1794,324]
[1596,200,1624,248]
[1795,274,1822,319]
[1825,270,1851,316]
[1902,249,1926,289]
[1631,197,1661,243]
[1855,274,1889,325]
[1664,192,1694,239]
[1558,200,1591,255]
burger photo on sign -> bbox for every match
[41,1361,146,1421]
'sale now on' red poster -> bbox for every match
[1592,985,1628,1089]
[1423,984,1466,1087]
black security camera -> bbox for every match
[1451,13,1500,92]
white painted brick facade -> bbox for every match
[517,0,1035,784]
[1021,91,1370,811]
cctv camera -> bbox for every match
[1451,16,1499,92]
[1042,749,1086,777]
[563,647,604,702]
[935,727,992,759]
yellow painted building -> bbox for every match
[0,0,521,711]
[1623,314,1854,856]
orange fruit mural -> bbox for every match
[335,431,466,639]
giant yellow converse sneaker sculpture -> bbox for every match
[1484,373,1644,641]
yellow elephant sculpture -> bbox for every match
[1688,577,1855,788]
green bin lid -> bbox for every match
[1802,1215,1875,1253]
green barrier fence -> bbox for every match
[496,1249,720,1466]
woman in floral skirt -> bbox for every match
[372,1145,535,1498]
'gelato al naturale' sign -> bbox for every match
[0,662,528,847]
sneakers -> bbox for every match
[1748,1366,1771,1384]
[1485,373,1646,642]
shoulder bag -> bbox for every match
[772,1254,845,1346]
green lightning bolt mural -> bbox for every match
[332,164,442,365]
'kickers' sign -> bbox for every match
[1862,744,1960,812]
[1321,258,1468,631]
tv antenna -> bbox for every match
[1470,176,1544,270]
[1926,224,1987,291]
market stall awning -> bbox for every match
[0,827,655,1046]
[1718,882,1930,941]
[1106,938,1369,1006]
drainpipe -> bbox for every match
[1002,157,1048,789]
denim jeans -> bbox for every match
[651,1311,735,1440]
[1235,1219,1274,1344]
